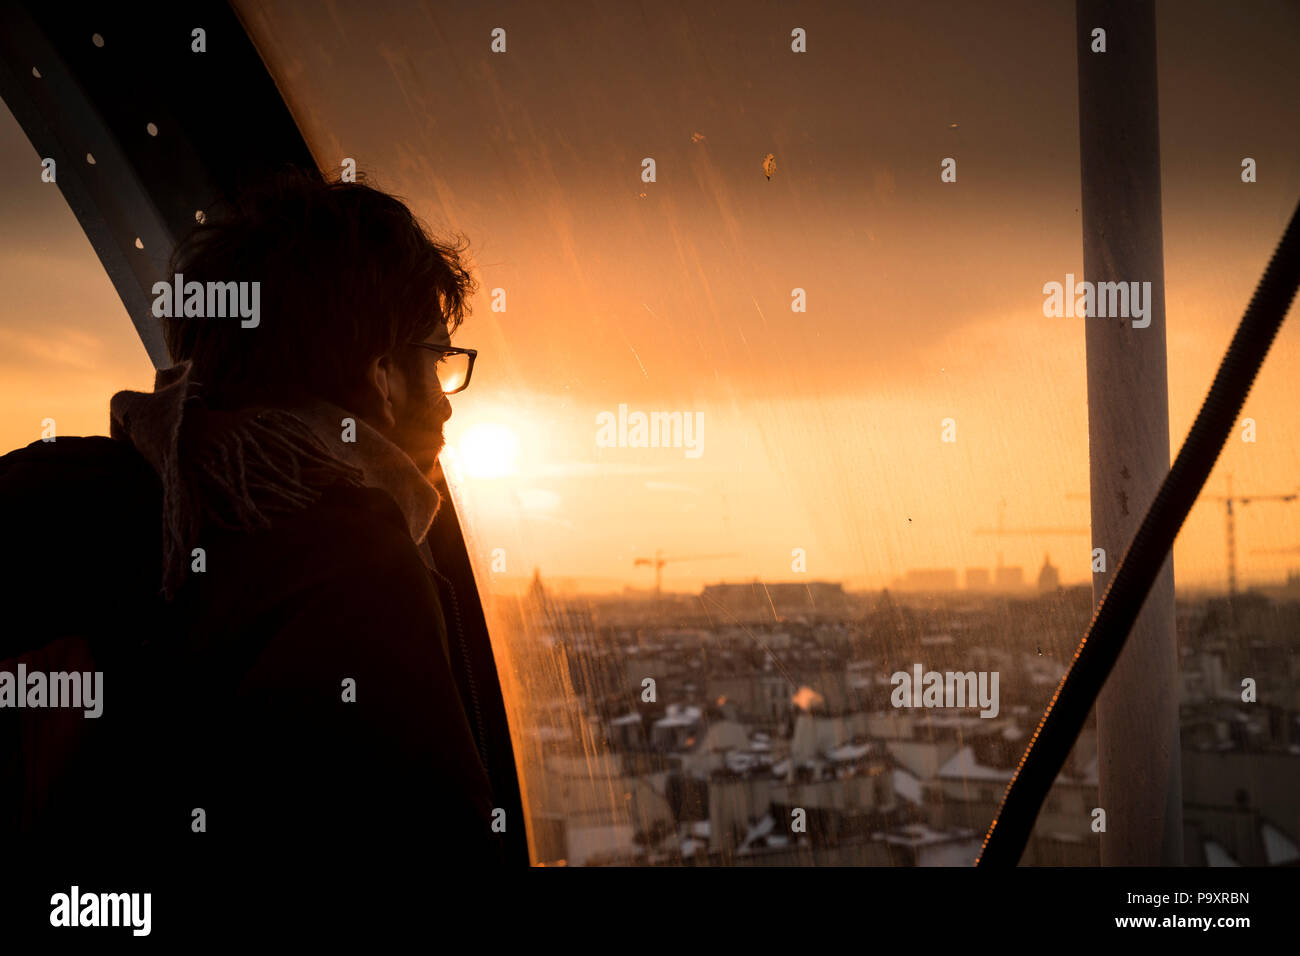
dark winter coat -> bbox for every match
[1,432,507,876]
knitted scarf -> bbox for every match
[109,361,442,601]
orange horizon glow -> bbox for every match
[3,0,1299,598]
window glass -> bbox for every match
[4,1,1295,868]
[229,0,1300,867]
[0,99,155,452]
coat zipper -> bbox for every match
[430,565,490,772]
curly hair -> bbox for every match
[161,167,478,410]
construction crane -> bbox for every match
[972,496,1088,545]
[972,497,1089,580]
[972,527,1091,536]
[1071,482,1298,613]
[1205,475,1298,613]
[633,550,738,597]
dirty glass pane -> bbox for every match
[5,0,1295,868]
[229,0,1300,866]
[0,99,155,453]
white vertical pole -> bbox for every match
[1077,0,1183,865]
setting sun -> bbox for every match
[452,423,521,479]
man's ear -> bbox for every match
[356,353,398,430]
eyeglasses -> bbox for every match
[410,343,477,395]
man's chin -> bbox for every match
[414,443,444,475]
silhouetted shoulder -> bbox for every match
[0,436,162,654]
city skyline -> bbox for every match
[487,559,1299,600]
[1,0,1296,889]
[3,0,1299,591]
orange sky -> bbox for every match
[3,0,1298,594]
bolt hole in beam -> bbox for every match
[0,0,313,370]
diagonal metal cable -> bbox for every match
[977,198,1300,866]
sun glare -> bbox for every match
[453,423,521,479]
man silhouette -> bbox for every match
[1,169,507,876]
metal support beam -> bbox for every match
[0,0,318,369]
[1077,0,1182,865]
[0,0,530,867]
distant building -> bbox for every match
[522,568,596,644]
[898,568,958,592]
[1037,554,1060,592]
[526,567,549,608]
[699,581,850,620]
[994,565,1024,590]
[965,568,991,590]
[1259,569,1300,602]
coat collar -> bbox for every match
[277,398,442,549]
[110,361,443,596]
